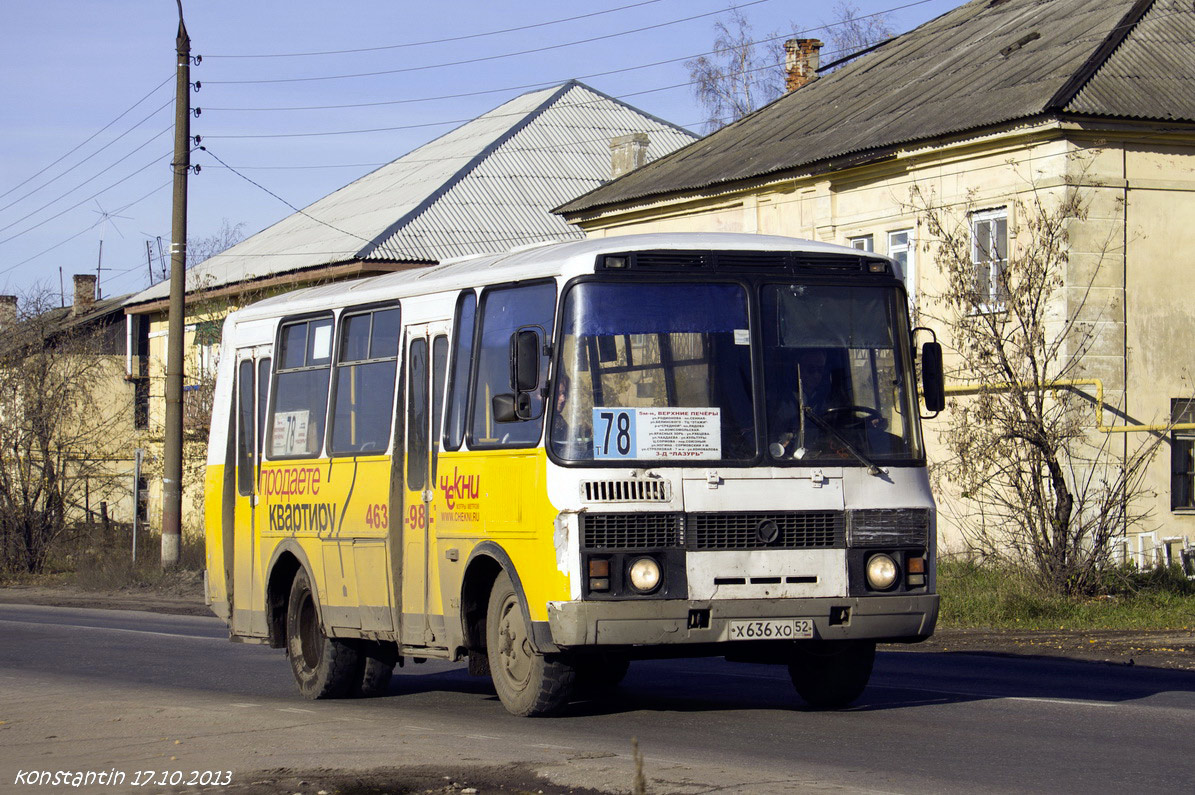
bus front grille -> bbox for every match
[581,513,683,549]
[690,511,844,550]
[580,511,846,550]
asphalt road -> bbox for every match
[1,603,1193,794]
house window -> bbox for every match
[192,319,224,380]
[971,209,1008,309]
[887,229,915,312]
[848,234,874,252]
[1172,398,1195,510]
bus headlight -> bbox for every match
[628,557,662,593]
[865,553,899,590]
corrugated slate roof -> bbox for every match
[127,81,694,306]
[559,0,1193,215]
[1066,0,1195,119]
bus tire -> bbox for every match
[285,568,361,699]
[356,641,397,698]
[486,570,575,716]
[788,640,875,709]
[574,653,630,692]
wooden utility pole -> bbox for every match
[162,0,190,567]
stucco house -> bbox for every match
[556,0,1195,565]
[123,80,697,530]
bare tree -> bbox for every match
[686,5,786,132]
[0,294,132,573]
[821,1,895,68]
[187,218,246,270]
[911,174,1164,594]
[686,3,895,132]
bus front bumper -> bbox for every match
[542,594,938,649]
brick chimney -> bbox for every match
[610,133,650,179]
[0,295,16,329]
[73,274,97,316]
[785,38,823,92]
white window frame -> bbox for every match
[887,229,916,314]
[848,234,874,252]
[970,208,1008,312]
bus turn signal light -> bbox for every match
[906,556,926,586]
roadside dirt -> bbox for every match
[1,583,1192,670]
[203,765,610,795]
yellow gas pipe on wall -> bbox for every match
[942,378,1195,434]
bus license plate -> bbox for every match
[728,618,814,640]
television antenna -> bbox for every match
[90,201,131,300]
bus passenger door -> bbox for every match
[400,324,449,647]
[232,347,271,637]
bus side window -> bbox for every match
[431,335,448,479]
[443,291,476,451]
[236,360,255,496]
[329,306,400,455]
[469,281,556,448]
[407,338,429,491]
[256,357,270,472]
[269,316,333,458]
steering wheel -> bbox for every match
[821,405,886,430]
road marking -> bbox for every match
[0,618,223,642]
[671,663,1117,708]
[277,707,317,714]
[462,734,499,740]
[868,684,1116,708]
[530,743,575,750]
[230,703,261,708]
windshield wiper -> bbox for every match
[802,407,888,477]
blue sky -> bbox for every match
[0,0,958,302]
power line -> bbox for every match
[0,75,172,203]
[206,0,672,59]
[0,125,172,236]
[0,179,171,277]
[202,0,934,96]
[198,146,375,245]
[200,40,847,142]
[0,151,171,247]
[0,98,173,216]
[205,0,775,85]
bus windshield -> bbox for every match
[760,283,921,464]
[550,280,922,464]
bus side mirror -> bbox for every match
[510,328,541,392]
[493,392,534,423]
[493,393,517,423]
[921,341,945,413]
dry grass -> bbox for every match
[938,558,1195,630]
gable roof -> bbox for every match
[558,0,1195,215]
[127,81,695,307]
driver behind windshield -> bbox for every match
[769,347,900,461]
[770,348,845,459]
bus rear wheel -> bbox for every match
[285,568,362,699]
[486,571,575,716]
[787,640,875,709]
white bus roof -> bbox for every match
[230,232,889,324]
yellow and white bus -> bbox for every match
[204,232,945,716]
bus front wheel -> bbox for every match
[486,571,575,716]
[285,568,362,699]
[788,640,875,709]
